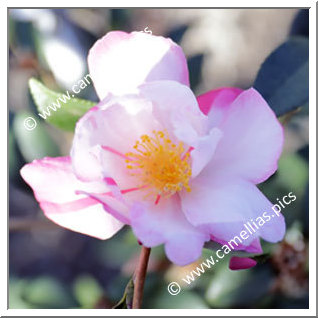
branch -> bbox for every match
[132,246,151,309]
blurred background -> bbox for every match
[8,8,309,309]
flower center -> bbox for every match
[125,130,191,199]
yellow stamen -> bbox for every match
[125,130,192,199]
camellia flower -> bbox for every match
[21,31,285,266]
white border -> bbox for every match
[2,1,316,316]
[308,0,316,315]
[2,0,316,8]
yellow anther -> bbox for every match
[125,130,192,199]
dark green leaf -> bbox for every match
[251,253,270,264]
[254,37,308,117]
[29,78,95,132]
[188,54,203,91]
[166,24,188,44]
[290,10,309,38]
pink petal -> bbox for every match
[229,257,257,270]
[181,175,286,245]
[204,88,284,184]
[130,196,210,266]
[72,81,219,192]
[190,127,223,178]
[88,31,189,99]
[138,81,208,143]
[20,156,125,239]
[197,87,243,116]
[138,80,217,177]
[210,236,263,254]
[71,93,162,187]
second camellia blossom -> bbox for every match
[21,31,285,266]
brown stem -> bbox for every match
[132,246,151,309]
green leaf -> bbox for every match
[13,111,60,162]
[29,78,95,132]
[254,37,308,117]
[9,277,30,309]
[21,276,75,309]
[277,153,309,194]
[73,275,104,309]
[113,277,134,309]
[150,289,208,309]
[205,265,273,308]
